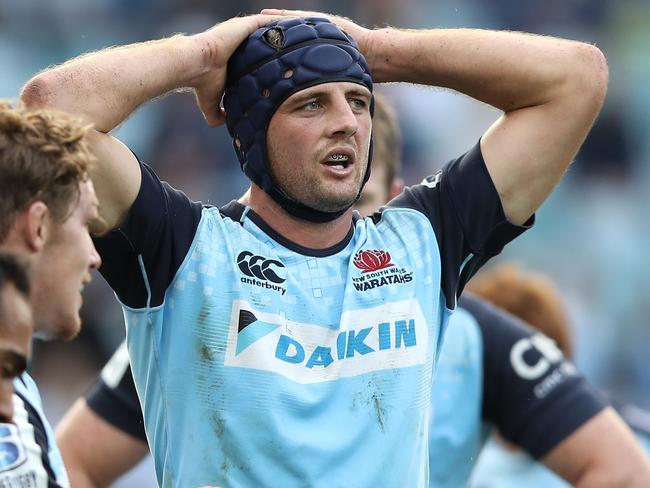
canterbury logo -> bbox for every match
[353,250,394,273]
[237,251,286,284]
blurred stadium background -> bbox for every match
[1,0,649,485]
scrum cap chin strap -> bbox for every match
[224,17,374,223]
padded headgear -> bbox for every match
[224,17,374,222]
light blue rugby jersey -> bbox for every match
[3,373,70,487]
[95,142,530,487]
[429,295,607,488]
[428,304,486,488]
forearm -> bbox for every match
[21,35,206,132]
[368,27,606,224]
[368,28,606,113]
[544,409,650,488]
[57,399,150,487]
[574,466,650,488]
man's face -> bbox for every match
[266,82,372,213]
[32,179,101,341]
[0,285,32,423]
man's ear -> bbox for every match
[389,178,404,200]
[22,201,50,252]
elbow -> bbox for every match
[20,74,53,110]
[575,462,650,488]
[569,43,609,112]
[588,471,650,488]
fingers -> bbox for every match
[260,8,328,19]
[195,91,225,127]
[214,14,283,46]
[192,13,286,128]
[260,9,372,57]
[247,13,285,29]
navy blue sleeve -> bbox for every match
[459,293,608,459]
[85,349,146,442]
[382,142,533,306]
[93,161,203,308]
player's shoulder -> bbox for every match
[459,293,535,342]
[9,375,69,486]
[13,373,43,409]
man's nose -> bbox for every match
[327,98,359,138]
[89,241,102,270]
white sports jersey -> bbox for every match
[2,374,70,487]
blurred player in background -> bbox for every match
[0,252,33,424]
[0,100,101,486]
[465,265,650,487]
[24,7,606,485]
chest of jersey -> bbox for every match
[159,208,443,383]
[125,207,447,487]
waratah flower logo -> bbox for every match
[353,250,395,273]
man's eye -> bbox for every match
[304,101,321,110]
[0,366,13,379]
[350,98,367,109]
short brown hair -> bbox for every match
[0,100,94,241]
[466,264,573,357]
[372,93,402,191]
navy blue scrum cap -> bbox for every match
[223,17,374,222]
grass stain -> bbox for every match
[372,392,385,432]
[200,343,215,362]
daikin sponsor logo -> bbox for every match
[224,299,429,384]
[352,249,412,291]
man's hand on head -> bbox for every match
[260,9,375,63]
[191,14,281,127]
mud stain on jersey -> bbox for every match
[210,410,225,439]
[197,302,211,327]
[372,392,386,432]
[200,343,215,362]
[207,410,232,479]
[196,299,219,364]
[350,383,387,432]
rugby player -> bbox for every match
[56,96,650,488]
[0,100,101,486]
[23,10,606,486]
[463,265,650,487]
[0,252,32,424]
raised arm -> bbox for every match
[263,9,608,225]
[370,28,607,225]
[20,14,279,233]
